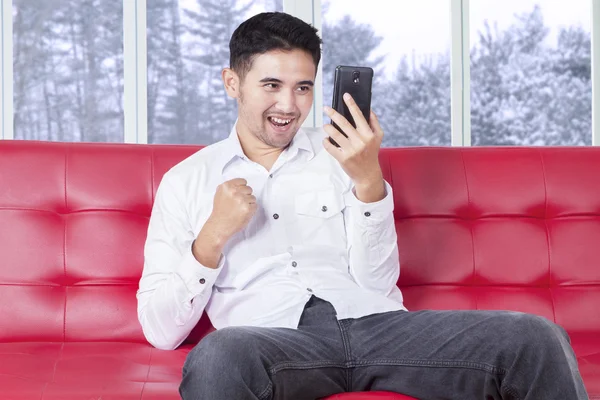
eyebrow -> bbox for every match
[259,77,314,86]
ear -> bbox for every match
[222,68,240,99]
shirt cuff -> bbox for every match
[345,180,394,225]
[175,247,225,303]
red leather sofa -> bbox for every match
[0,140,598,400]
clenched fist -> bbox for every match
[208,178,257,240]
[192,178,257,268]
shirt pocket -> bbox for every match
[295,188,345,218]
[292,188,347,248]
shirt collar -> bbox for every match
[220,123,315,176]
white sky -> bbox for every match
[180,0,592,77]
[324,0,591,76]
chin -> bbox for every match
[264,124,299,148]
[268,136,294,149]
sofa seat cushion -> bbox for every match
[0,342,189,399]
[571,333,600,399]
[1,338,597,399]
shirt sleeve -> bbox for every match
[136,174,223,350]
[343,180,400,296]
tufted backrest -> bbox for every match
[0,141,198,343]
[0,141,598,343]
[379,147,600,337]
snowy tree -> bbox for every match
[13,0,123,142]
[184,0,253,143]
[147,0,211,144]
[471,5,591,146]
[321,14,385,111]
[380,55,451,147]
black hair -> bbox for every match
[229,12,322,79]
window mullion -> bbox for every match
[450,0,470,146]
[1,0,13,140]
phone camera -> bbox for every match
[352,71,360,84]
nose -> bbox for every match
[276,88,296,114]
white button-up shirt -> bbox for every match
[137,126,406,350]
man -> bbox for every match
[137,12,588,400]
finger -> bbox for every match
[238,185,253,195]
[324,105,360,143]
[323,123,350,150]
[247,194,257,204]
[342,93,372,135]
[369,111,384,139]
[228,178,248,186]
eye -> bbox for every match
[297,86,311,92]
[264,83,279,90]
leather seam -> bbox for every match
[538,150,556,323]
[52,342,64,383]
[40,342,65,399]
[39,382,48,400]
[0,207,147,216]
[64,146,68,212]
[139,347,153,400]
[62,223,67,341]
[63,148,68,340]
[459,150,477,293]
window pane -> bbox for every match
[322,0,451,147]
[148,0,283,145]
[13,0,124,142]
[470,1,592,145]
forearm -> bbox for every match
[192,218,227,269]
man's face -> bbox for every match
[232,49,316,149]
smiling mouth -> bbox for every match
[268,116,294,127]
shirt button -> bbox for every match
[269,174,274,178]
[307,288,313,293]
[292,261,297,267]
[273,213,279,220]
[364,211,371,217]
[199,278,206,284]
[321,205,328,212]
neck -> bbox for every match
[236,124,285,171]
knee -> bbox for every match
[183,327,260,377]
[504,313,570,349]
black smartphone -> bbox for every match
[328,65,373,147]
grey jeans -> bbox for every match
[180,296,588,400]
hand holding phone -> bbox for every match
[328,65,373,147]
[323,65,385,199]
